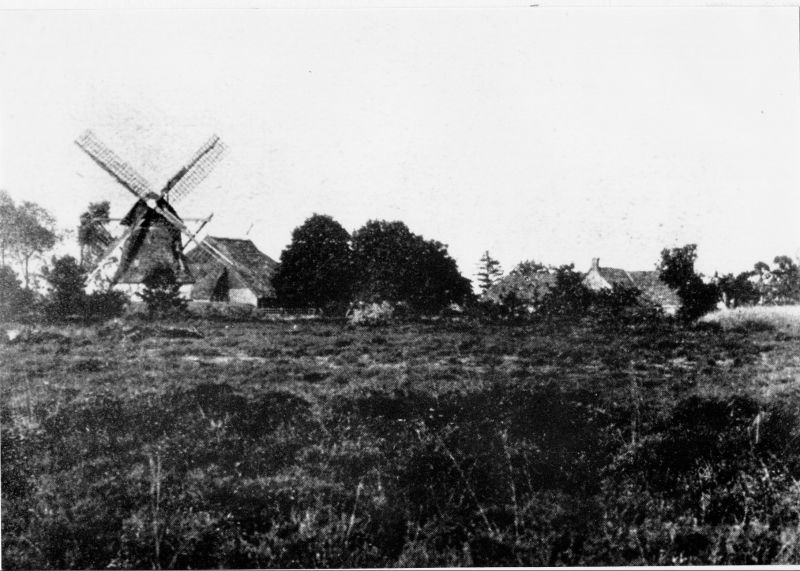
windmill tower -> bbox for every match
[75,130,239,297]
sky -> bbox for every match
[1,2,799,285]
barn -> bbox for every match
[185,236,278,307]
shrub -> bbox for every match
[137,265,187,319]
[347,301,394,325]
[538,265,593,317]
[588,284,663,327]
[41,255,87,321]
[676,277,719,322]
[658,245,719,321]
[84,290,129,321]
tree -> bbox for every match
[77,201,113,268]
[658,244,699,291]
[0,265,30,320]
[41,255,87,320]
[137,264,187,319]
[352,220,415,304]
[10,201,58,288]
[770,255,800,304]
[0,190,19,267]
[476,251,503,295]
[717,272,760,308]
[272,214,353,312]
[658,244,718,321]
[511,259,547,277]
[351,220,472,313]
[404,238,473,313]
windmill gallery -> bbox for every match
[75,131,277,307]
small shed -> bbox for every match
[186,236,278,307]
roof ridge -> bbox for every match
[206,236,254,242]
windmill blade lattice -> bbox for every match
[76,129,239,278]
[75,130,155,200]
[163,135,226,204]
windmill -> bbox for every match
[75,130,239,294]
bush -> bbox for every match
[41,256,87,321]
[676,277,719,322]
[84,290,129,321]
[658,244,719,322]
[137,265,187,319]
[588,284,663,327]
[347,301,394,325]
[538,265,593,317]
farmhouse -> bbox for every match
[486,257,680,315]
[185,236,278,307]
[583,257,680,314]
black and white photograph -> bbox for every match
[2,0,800,567]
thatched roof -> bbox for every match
[628,271,681,308]
[186,237,278,299]
[596,267,634,287]
[587,258,680,310]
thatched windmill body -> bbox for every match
[75,130,236,296]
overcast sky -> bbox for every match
[1,3,799,282]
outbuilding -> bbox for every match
[186,236,278,307]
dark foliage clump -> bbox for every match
[717,271,761,308]
[352,220,473,314]
[658,244,719,321]
[137,265,187,319]
[84,290,129,321]
[37,255,128,323]
[0,265,36,321]
[41,255,86,320]
[538,264,593,317]
[272,214,354,314]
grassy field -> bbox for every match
[702,304,800,333]
[3,313,800,567]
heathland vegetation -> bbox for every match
[3,309,800,567]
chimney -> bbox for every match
[591,257,600,271]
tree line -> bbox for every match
[476,244,800,323]
[0,190,59,289]
[2,188,799,324]
[272,215,473,315]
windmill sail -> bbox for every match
[75,130,155,200]
[76,129,237,288]
[162,135,226,203]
